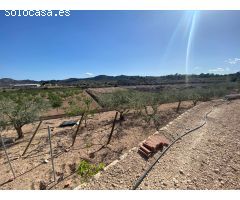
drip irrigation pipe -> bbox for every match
[132,101,225,190]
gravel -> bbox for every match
[79,100,239,189]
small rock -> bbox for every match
[69,163,76,173]
[89,153,95,159]
[144,182,148,186]
[43,159,49,163]
[55,171,61,176]
[186,179,192,184]
[162,182,167,186]
[173,178,178,186]
[39,180,47,190]
[64,181,71,188]
[214,169,220,174]
[179,169,184,175]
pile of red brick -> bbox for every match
[138,134,170,158]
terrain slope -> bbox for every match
[79,99,240,189]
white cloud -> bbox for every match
[225,58,240,65]
[85,72,94,76]
[208,67,225,73]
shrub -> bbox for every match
[77,160,105,181]
[48,93,63,111]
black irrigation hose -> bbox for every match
[132,101,225,190]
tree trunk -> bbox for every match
[193,100,198,106]
[106,112,118,145]
[176,100,181,113]
[15,126,24,139]
[119,111,125,126]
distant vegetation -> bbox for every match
[98,82,238,130]
[0,74,239,138]
[1,72,240,88]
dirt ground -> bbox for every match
[79,99,240,190]
[0,101,193,190]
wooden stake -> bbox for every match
[0,133,16,179]
[22,120,42,156]
[48,126,56,182]
[106,111,118,145]
[72,113,84,147]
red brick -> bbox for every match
[139,144,152,154]
[138,148,151,158]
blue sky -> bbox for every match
[0,10,240,80]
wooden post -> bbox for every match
[22,120,42,156]
[48,126,56,182]
[72,113,84,147]
[0,133,16,179]
[106,112,118,145]
[176,101,181,113]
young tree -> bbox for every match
[82,97,95,127]
[140,92,165,130]
[170,89,187,113]
[48,93,63,112]
[0,94,49,139]
[65,96,95,127]
[99,90,132,124]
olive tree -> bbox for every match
[139,92,167,130]
[66,96,95,127]
[0,94,49,139]
[99,90,132,124]
[48,92,63,112]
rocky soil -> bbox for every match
[79,99,240,190]
[0,101,192,190]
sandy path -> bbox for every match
[79,100,240,189]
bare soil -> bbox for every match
[80,99,240,190]
[0,101,193,190]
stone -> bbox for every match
[39,180,47,190]
[64,181,71,188]
[173,179,179,186]
[214,169,220,174]
[69,163,76,173]
[179,169,184,175]
[162,182,168,186]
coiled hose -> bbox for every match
[132,101,225,190]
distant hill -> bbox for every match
[1,72,240,88]
[0,78,39,87]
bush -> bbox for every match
[48,93,63,110]
[77,160,105,181]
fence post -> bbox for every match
[0,133,16,179]
[48,126,56,182]
[106,111,118,145]
[22,120,42,156]
[72,113,84,147]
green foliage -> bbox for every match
[65,96,95,126]
[48,93,63,109]
[0,93,49,138]
[77,160,105,181]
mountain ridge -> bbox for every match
[1,72,240,87]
